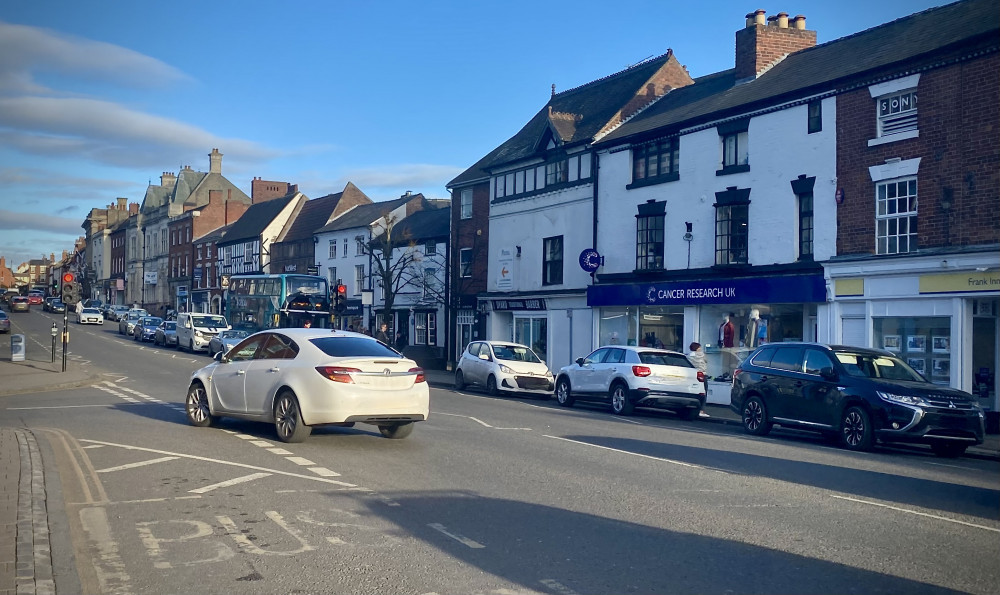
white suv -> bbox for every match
[555,345,705,418]
[177,313,230,352]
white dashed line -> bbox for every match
[267,448,293,455]
[286,456,316,466]
[307,467,341,477]
[188,472,273,494]
[96,456,180,473]
[427,523,485,549]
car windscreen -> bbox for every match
[310,336,402,358]
[221,330,248,340]
[638,351,694,367]
[164,322,176,330]
[141,317,162,326]
[836,352,925,381]
[492,345,541,363]
[192,316,227,328]
[82,309,101,314]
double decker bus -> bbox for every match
[224,274,331,332]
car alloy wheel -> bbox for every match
[185,383,217,427]
[274,391,311,443]
[379,422,414,439]
[555,378,574,407]
[454,370,466,391]
[841,405,874,451]
[742,396,772,436]
[486,375,500,396]
[610,382,633,415]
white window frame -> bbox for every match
[868,74,920,146]
[460,189,473,219]
[459,248,472,278]
[328,240,337,259]
[354,264,364,295]
[875,176,918,255]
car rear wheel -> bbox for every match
[486,375,500,396]
[841,405,874,451]
[454,370,466,391]
[274,391,311,443]
[742,396,772,436]
[185,382,218,427]
[610,382,633,415]
[379,422,414,439]
[931,442,967,458]
[555,378,574,407]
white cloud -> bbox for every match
[0,209,82,234]
[300,163,463,197]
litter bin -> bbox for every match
[11,334,25,362]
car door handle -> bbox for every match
[268,367,280,373]
[236,370,245,375]
[759,375,768,382]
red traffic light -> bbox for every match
[62,272,75,283]
[336,284,347,295]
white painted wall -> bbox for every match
[595,98,837,274]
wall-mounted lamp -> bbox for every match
[683,222,693,242]
[516,246,521,257]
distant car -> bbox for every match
[454,340,553,398]
[118,311,144,335]
[133,317,164,342]
[0,310,9,333]
[154,320,178,347]
[43,296,57,311]
[83,299,104,310]
[76,307,104,325]
[186,329,429,443]
[208,329,250,357]
[107,305,130,321]
[730,342,985,457]
[49,299,66,314]
[555,345,706,419]
[9,297,29,312]
[176,312,230,352]
[27,292,44,306]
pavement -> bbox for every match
[0,358,997,594]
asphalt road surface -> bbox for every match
[3,309,999,595]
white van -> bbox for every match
[176,313,230,352]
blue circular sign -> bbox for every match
[579,249,601,273]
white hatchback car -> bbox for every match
[185,329,429,442]
[555,345,706,418]
[76,307,104,325]
[454,340,553,398]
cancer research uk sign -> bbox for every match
[587,275,826,307]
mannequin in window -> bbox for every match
[720,313,736,374]
[746,309,760,349]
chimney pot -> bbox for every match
[753,9,766,26]
[745,12,755,27]
[777,12,789,28]
[793,14,806,29]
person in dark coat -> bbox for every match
[394,331,408,353]
[374,323,391,344]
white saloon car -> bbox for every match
[555,345,706,418]
[454,340,553,398]
[76,307,104,325]
[186,329,429,442]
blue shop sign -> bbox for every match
[588,275,826,306]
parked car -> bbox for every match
[49,299,66,314]
[133,316,163,342]
[83,299,104,310]
[153,320,178,347]
[454,340,553,398]
[9,297,30,312]
[118,311,145,335]
[27,291,44,306]
[730,342,985,457]
[0,310,9,333]
[43,296,57,311]
[107,305,130,321]
[176,312,230,352]
[555,345,706,418]
[185,329,429,443]
[76,307,104,325]
[208,329,249,357]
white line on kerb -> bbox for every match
[427,523,485,549]
[189,472,273,494]
[96,456,180,473]
[544,435,727,472]
[830,495,1000,533]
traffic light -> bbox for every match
[333,283,347,314]
[61,272,81,306]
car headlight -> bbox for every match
[545,370,553,378]
[499,364,514,374]
[195,330,204,338]
[877,391,930,407]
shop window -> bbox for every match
[700,304,810,379]
[515,316,547,364]
[874,317,950,384]
[599,307,638,346]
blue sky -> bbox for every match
[0,0,945,268]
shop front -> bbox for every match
[589,271,826,404]
[826,253,999,423]
[482,291,592,373]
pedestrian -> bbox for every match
[687,342,710,418]
[394,331,407,353]
[374,323,391,344]
[303,318,312,328]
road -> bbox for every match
[2,308,999,594]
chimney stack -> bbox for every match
[129,202,139,215]
[735,8,816,82]
[117,197,127,210]
[160,171,177,188]
[209,148,223,174]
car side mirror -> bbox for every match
[820,367,838,381]
[184,322,192,328]
[214,351,224,363]
[576,357,585,366]
[479,353,490,361]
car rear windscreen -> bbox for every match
[638,351,693,367]
[310,336,402,358]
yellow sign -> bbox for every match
[919,272,1000,294]
[835,278,864,297]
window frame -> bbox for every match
[798,191,814,260]
[542,236,563,286]
[875,176,918,255]
[877,89,918,138]
[630,138,680,187]
[460,188,473,219]
[808,100,822,134]
[459,248,472,278]
[715,203,749,265]
[635,213,665,271]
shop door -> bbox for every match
[972,299,998,410]
[515,316,547,364]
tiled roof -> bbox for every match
[390,206,451,242]
[218,193,297,245]
[315,195,417,233]
[598,0,998,145]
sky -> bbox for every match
[0,0,947,269]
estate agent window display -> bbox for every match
[874,317,951,385]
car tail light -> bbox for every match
[409,367,426,383]
[697,371,706,383]
[315,366,360,383]
[632,365,652,377]
[732,369,742,386]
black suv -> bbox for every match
[730,343,984,457]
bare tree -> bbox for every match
[364,213,421,323]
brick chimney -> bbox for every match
[117,197,127,210]
[735,9,816,82]
[129,202,139,215]
[209,148,223,174]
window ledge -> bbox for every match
[626,172,679,190]
[716,164,750,176]
[867,130,918,147]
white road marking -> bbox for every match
[267,448,293,455]
[96,456,180,473]
[78,439,357,487]
[307,467,341,477]
[286,456,316,466]
[80,506,134,593]
[249,440,273,447]
[925,461,977,471]
[830,495,1000,533]
[83,444,106,449]
[235,434,257,440]
[6,404,136,410]
[540,579,581,595]
[436,412,532,430]
[427,523,485,549]
[188,472,273,494]
[544,435,726,472]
